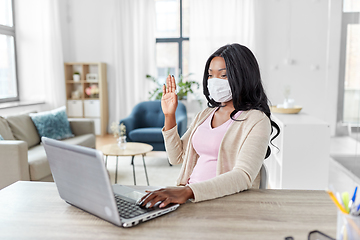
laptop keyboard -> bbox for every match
[114,194,151,219]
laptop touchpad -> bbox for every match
[123,191,146,201]
[112,185,146,201]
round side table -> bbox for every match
[99,142,153,185]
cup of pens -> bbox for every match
[336,211,360,240]
[327,186,360,240]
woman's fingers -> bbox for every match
[168,75,172,93]
[162,74,177,95]
[164,74,177,94]
[159,197,172,208]
[138,192,155,206]
[146,195,165,208]
[166,75,171,94]
[138,189,168,208]
[137,187,190,209]
[140,191,154,201]
[172,75,176,93]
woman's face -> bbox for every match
[208,57,227,80]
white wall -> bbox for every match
[254,0,342,135]
[58,0,117,130]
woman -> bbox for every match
[137,43,280,209]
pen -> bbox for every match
[326,190,348,215]
[348,186,357,213]
[350,203,360,216]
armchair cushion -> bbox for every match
[6,113,40,148]
[129,128,164,143]
[0,116,15,140]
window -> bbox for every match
[343,0,360,12]
[155,0,189,84]
[337,0,360,130]
[0,0,19,103]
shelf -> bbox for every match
[84,98,100,100]
[65,62,101,65]
[65,62,108,136]
[66,80,83,83]
[66,80,98,83]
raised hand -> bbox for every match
[161,75,178,116]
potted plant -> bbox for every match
[73,72,80,82]
[146,73,201,103]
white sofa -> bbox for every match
[0,112,96,189]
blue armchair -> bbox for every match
[119,100,187,151]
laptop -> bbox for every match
[42,137,180,228]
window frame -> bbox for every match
[0,0,19,103]
[155,0,189,74]
[336,11,359,127]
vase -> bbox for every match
[73,74,80,82]
[117,136,127,150]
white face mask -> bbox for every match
[207,78,233,103]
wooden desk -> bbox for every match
[0,181,337,240]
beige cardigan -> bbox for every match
[162,108,271,202]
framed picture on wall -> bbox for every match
[86,73,98,82]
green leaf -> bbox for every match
[146,72,199,100]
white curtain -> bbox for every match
[14,0,64,110]
[41,0,65,109]
[189,0,255,88]
[113,0,156,121]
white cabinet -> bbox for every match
[84,100,100,117]
[67,100,83,117]
[265,113,330,190]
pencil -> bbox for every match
[326,190,348,214]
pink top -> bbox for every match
[188,109,242,184]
